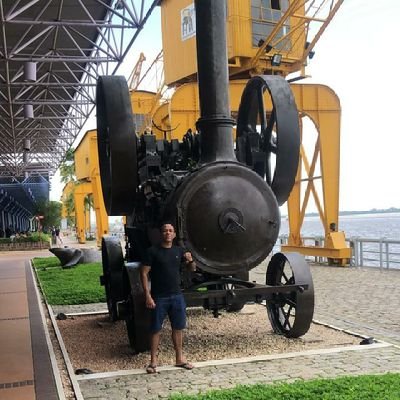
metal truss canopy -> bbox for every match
[0,0,159,179]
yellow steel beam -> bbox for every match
[288,117,303,246]
[91,173,109,246]
[73,130,109,247]
[73,181,91,244]
[299,0,345,64]
[298,140,327,233]
[282,244,351,259]
[288,83,348,264]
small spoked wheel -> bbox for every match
[266,252,314,337]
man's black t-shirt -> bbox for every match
[144,245,184,298]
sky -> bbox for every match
[304,0,400,211]
[50,0,400,212]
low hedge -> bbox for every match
[0,232,50,243]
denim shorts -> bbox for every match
[150,294,186,333]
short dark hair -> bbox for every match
[160,222,175,232]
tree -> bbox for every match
[35,200,62,230]
[60,148,76,228]
[84,194,94,239]
[64,191,75,227]
[59,148,76,184]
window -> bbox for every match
[271,0,280,10]
[251,0,291,50]
[132,114,145,131]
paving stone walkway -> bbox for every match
[75,264,400,399]
[251,263,400,346]
[78,345,400,399]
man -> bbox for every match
[140,223,196,374]
[55,227,63,244]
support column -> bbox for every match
[0,210,4,231]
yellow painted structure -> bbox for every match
[282,84,351,265]
[72,130,109,247]
[150,80,351,264]
[129,90,163,135]
[152,102,170,138]
[73,181,92,244]
[129,0,350,263]
[161,0,343,84]
[61,181,75,219]
[130,90,158,118]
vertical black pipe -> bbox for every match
[195,0,236,163]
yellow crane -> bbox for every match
[66,1,351,263]
[127,52,146,91]
[143,0,351,264]
[61,130,109,247]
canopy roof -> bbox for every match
[0,0,159,215]
[0,0,159,179]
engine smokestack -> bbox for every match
[194,0,236,164]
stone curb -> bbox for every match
[76,342,392,381]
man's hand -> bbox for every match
[183,251,193,263]
[183,251,196,271]
[145,294,156,309]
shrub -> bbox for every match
[0,232,50,244]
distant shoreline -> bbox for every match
[282,208,400,218]
[338,209,400,216]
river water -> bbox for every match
[280,212,400,240]
[279,212,400,268]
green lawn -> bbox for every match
[32,256,62,270]
[170,373,400,400]
[32,257,106,305]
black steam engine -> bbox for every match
[97,0,314,353]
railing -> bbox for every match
[351,237,400,270]
[277,235,400,270]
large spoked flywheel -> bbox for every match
[96,76,138,216]
[236,75,300,206]
[101,236,126,321]
[266,252,314,337]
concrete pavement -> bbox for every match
[77,263,400,399]
[1,243,399,399]
[0,250,59,400]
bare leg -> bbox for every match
[150,332,161,366]
[172,329,193,369]
[172,329,184,364]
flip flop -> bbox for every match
[146,364,157,374]
[175,362,194,370]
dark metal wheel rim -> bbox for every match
[211,271,249,312]
[125,296,137,351]
[96,76,138,215]
[169,162,280,275]
[125,293,151,353]
[101,236,125,321]
[236,75,300,205]
[266,252,314,338]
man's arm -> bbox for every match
[140,265,156,309]
[183,251,196,272]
